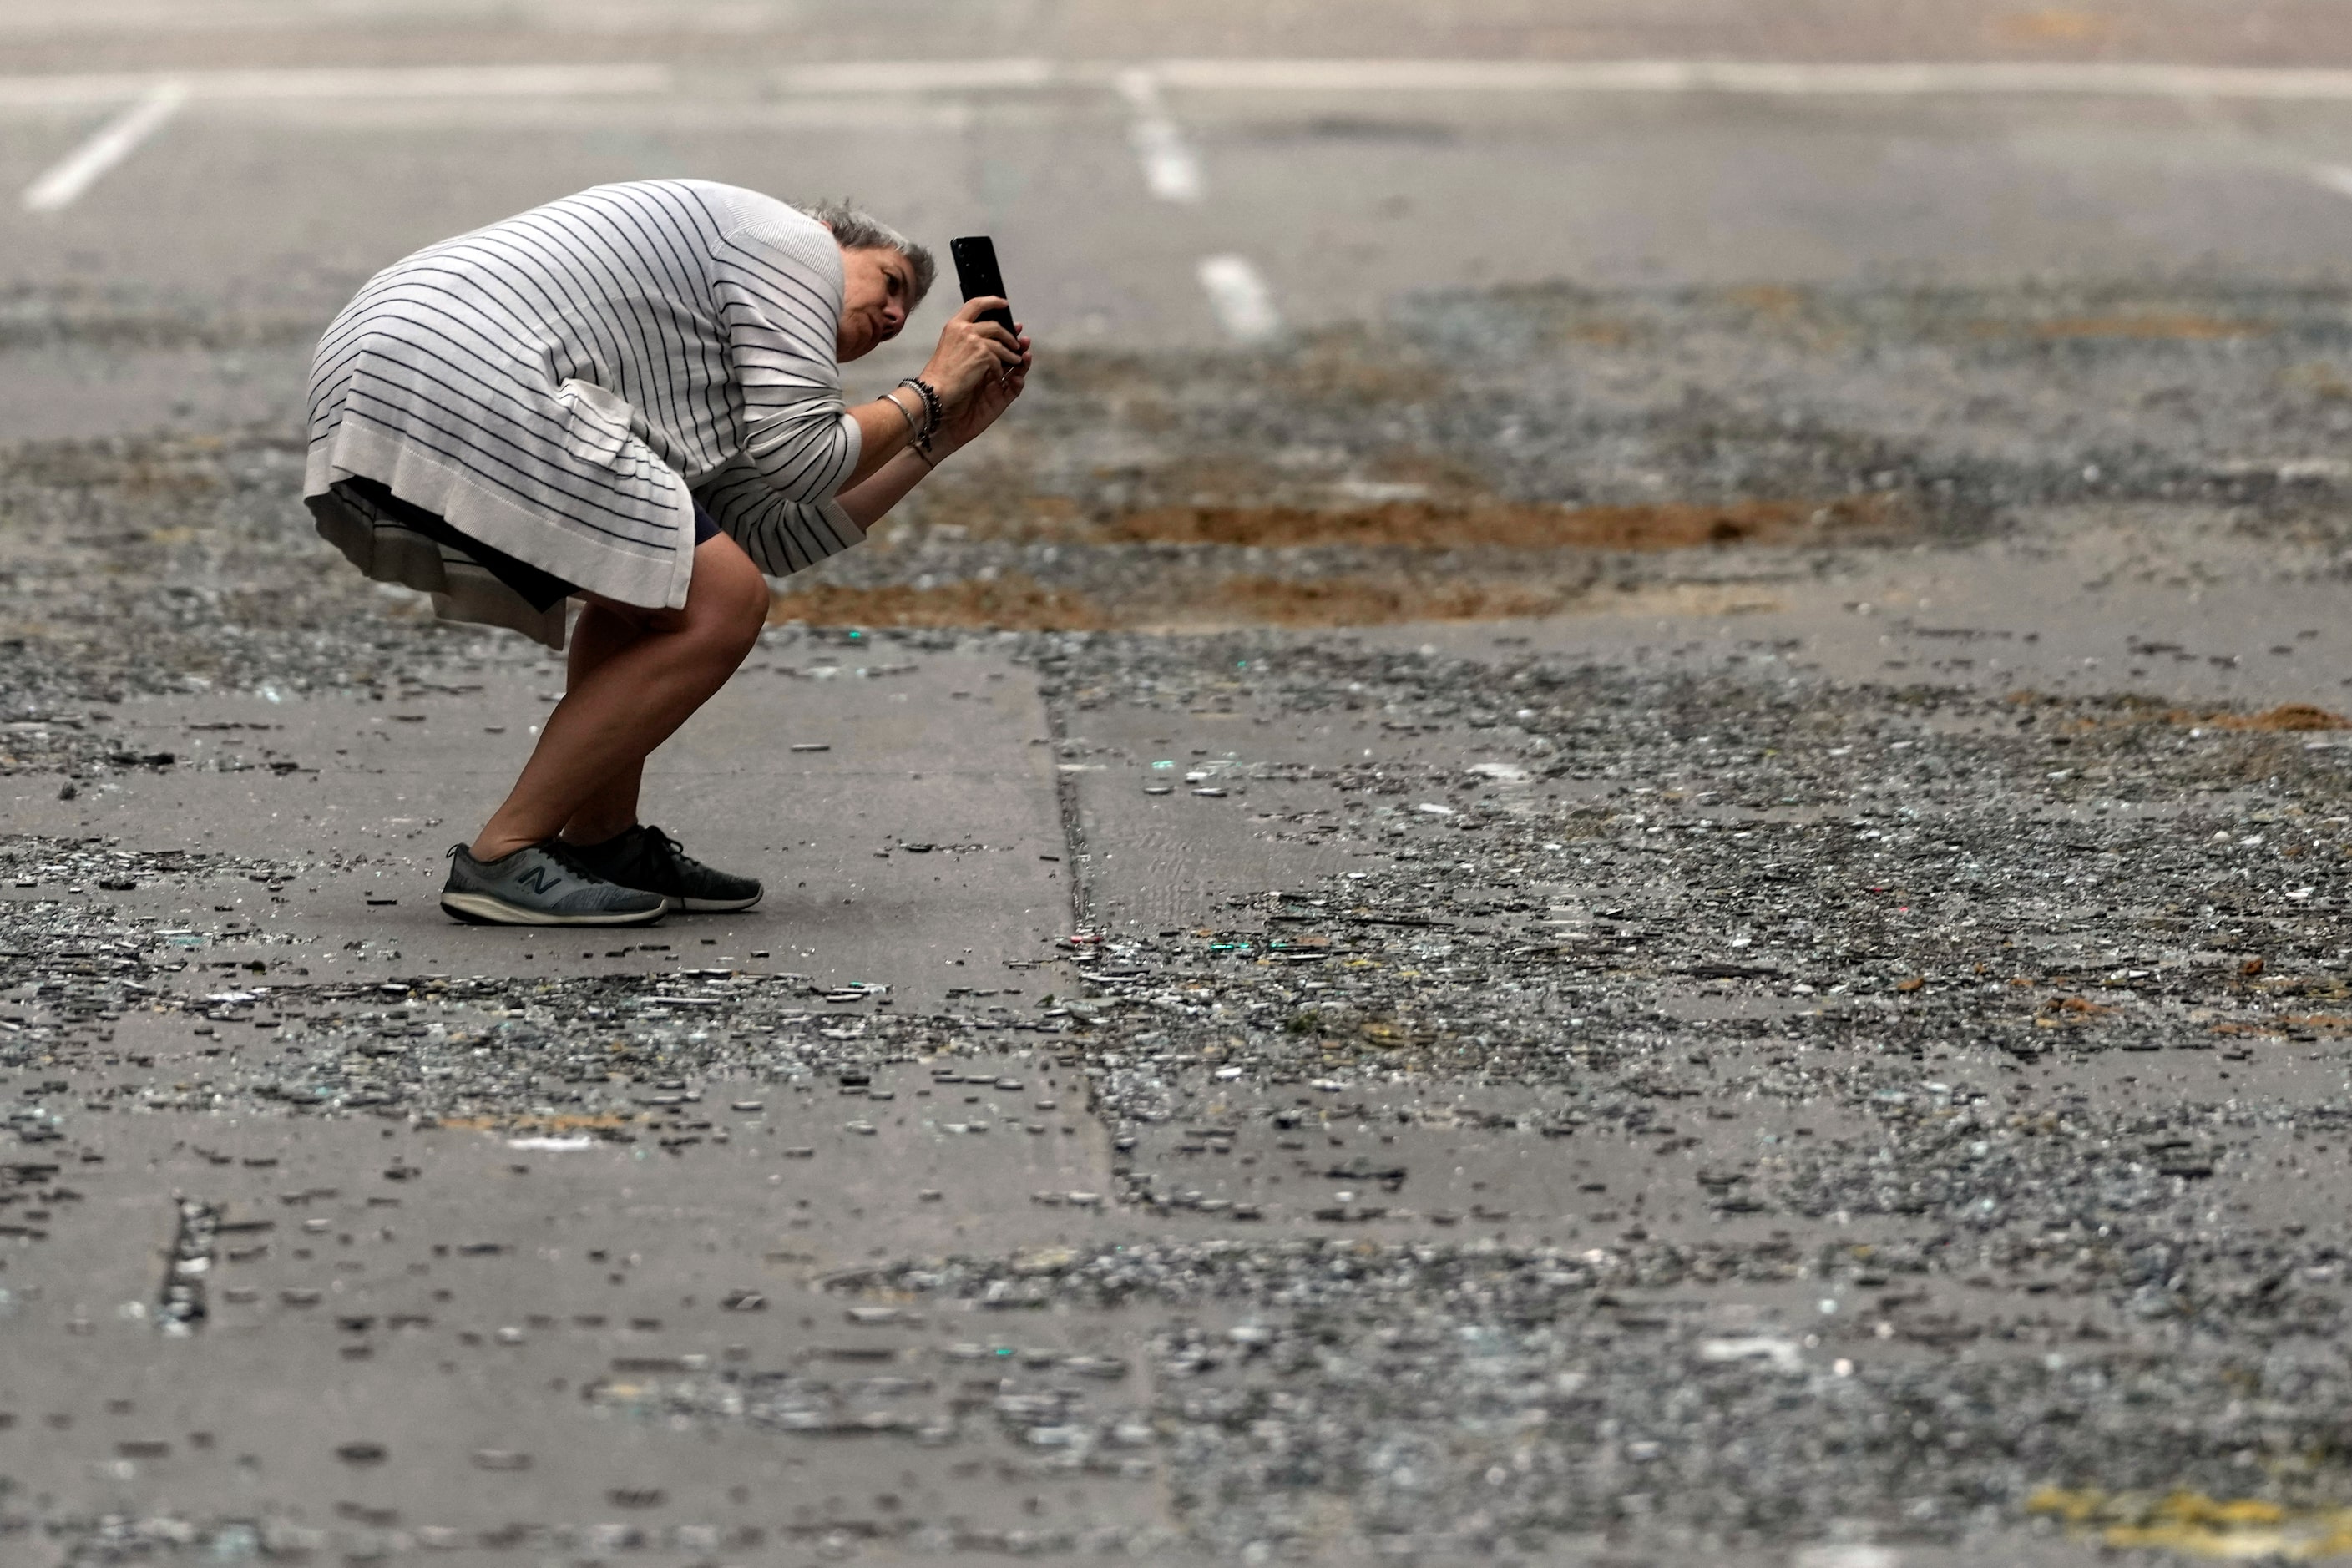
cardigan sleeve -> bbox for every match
[695,451,867,577]
[711,216,862,503]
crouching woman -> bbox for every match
[302,180,1025,926]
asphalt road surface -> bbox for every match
[13,3,2352,1565]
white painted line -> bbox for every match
[1149,57,2352,99]
[20,79,185,213]
[0,63,670,109]
[0,0,792,35]
[248,97,980,134]
[1130,117,1204,202]
[10,55,2352,119]
[773,58,1057,94]
[1114,68,1203,203]
[1197,255,1282,344]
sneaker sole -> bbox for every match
[440,890,667,927]
[664,890,762,914]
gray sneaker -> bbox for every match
[567,824,763,913]
[440,841,667,927]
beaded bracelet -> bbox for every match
[895,376,943,445]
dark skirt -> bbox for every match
[329,477,580,611]
[327,476,725,612]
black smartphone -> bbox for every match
[949,235,1017,335]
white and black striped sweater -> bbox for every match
[304,180,865,643]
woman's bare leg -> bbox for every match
[554,600,652,847]
[471,533,768,862]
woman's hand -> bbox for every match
[843,301,1023,488]
[933,319,1030,456]
[918,298,1024,418]
[835,317,1028,525]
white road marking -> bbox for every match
[20,79,185,213]
[1115,68,1203,203]
[1197,254,1282,344]
[2314,164,2352,201]
[228,96,979,134]
[1150,57,2352,99]
[774,58,1056,95]
[5,58,2352,116]
[0,0,793,35]
[0,63,670,109]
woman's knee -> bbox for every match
[686,542,770,656]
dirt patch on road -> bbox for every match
[770,571,1576,630]
[795,483,1887,630]
[1163,574,1567,626]
[2193,702,2349,731]
[2020,696,2352,733]
[910,470,1913,552]
[2014,312,2269,342]
[1092,493,1904,550]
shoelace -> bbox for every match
[636,826,692,874]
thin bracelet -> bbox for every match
[895,377,943,443]
[908,443,937,469]
[906,377,942,436]
[881,388,920,437]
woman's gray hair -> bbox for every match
[797,200,936,306]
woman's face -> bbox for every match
[836,245,916,362]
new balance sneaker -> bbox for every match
[566,824,762,913]
[440,841,667,927]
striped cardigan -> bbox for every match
[304,180,866,646]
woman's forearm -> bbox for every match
[836,447,938,529]
[842,391,924,488]
[831,343,1024,525]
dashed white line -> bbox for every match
[1196,255,1282,344]
[20,78,185,212]
[1115,68,1202,203]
